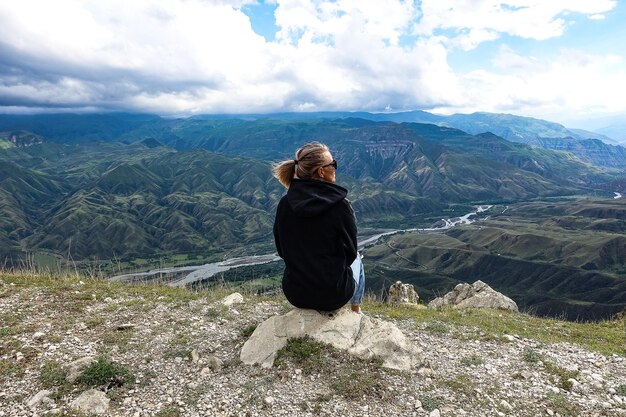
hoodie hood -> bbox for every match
[287,179,348,217]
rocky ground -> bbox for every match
[0,275,625,417]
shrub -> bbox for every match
[424,321,449,334]
[40,361,67,387]
[461,354,485,366]
[521,347,543,363]
[276,336,327,364]
[419,395,440,412]
[75,356,133,389]
[240,324,257,339]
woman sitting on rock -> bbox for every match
[272,142,365,313]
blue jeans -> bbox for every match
[350,254,365,305]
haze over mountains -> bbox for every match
[0,111,625,319]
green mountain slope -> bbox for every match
[363,199,626,320]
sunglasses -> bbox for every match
[321,159,338,170]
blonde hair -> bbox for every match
[272,142,330,188]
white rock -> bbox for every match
[70,389,110,415]
[221,293,244,306]
[567,378,581,391]
[415,400,422,409]
[500,400,513,411]
[264,396,274,406]
[428,280,518,312]
[429,409,441,417]
[240,308,423,371]
[387,281,420,305]
[191,349,200,364]
[417,368,436,378]
[26,390,53,409]
[33,331,46,340]
[592,372,604,381]
[65,357,96,383]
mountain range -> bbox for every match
[0,111,625,319]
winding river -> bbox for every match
[109,205,493,287]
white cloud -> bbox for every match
[275,0,418,46]
[416,0,617,46]
[0,0,623,123]
[435,47,626,122]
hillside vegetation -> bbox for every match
[1,116,619,266]
[363,198,626,321]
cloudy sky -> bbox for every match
[0,0,624,127]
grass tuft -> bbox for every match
[522,347,544,363]
[545,392,581,416]
[544,361,579,391]
[461,354,485,367]
[275,336,328,368]
[75,356,133,389]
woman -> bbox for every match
[272,142,365,313]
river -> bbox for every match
[109,205,493,287]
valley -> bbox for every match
[0,113,624,320]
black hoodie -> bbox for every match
[273,178,357,310]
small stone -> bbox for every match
[429,409,440,417]
[521,371,533,380]
[174,357,183,363]
[26,390,53,409]
[500,400,513,411]
[414,399,422,409]
[116,324,134,331]
[609,388,617,395]
[503,335,516,342]
[546,409,554,416]
[70,389,110,415]
[417,367,435,378]
[221,293,244,307]
[191,349,200,364]
[104,297,113,303]
[33,331,46,340]
[264,396,274,406]
[65,357,96,383]
[567,378,580,391]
